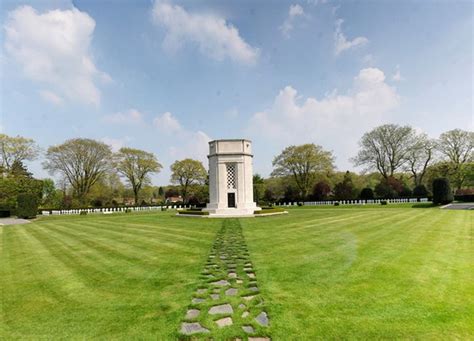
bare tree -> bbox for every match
[114,147,162,204]
[405,133,435,186]
[437,129,473,189]
[272,143,335,199]
[43,138,112,203]
[352,124,415,178]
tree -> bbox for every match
[352,124,415,178]
[334,171,356,200]
[170,159,207,203]
[272,144,334,200]
[360,187,374,200]
[374,176,403,198]
[437,129,474,189]
[312,181,331,201]
[43,138,112,204]
[113,147,162,205]
[432,178,453,205]
[413,184,428,198]
[0,134,39,172]
[405,133,435,186]
[253,174,265,205]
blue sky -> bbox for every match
[1,0,472,185]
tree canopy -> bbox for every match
[43,138,112,203]
[170,159,207,203]
[271,143,334,199]
[113,147,162,204]
[352,124,416,178]
[0,134,39,171]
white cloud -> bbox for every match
[151,0,259,65]
[152,111,211,164]
[334,19,369,56]
[247,68,400,169]
[153,111,182,133]
[280,4,305,38]
[38,89,63,105]
[101,136,132,152]
[392,65,404,81]
[4,5,108,105]
[104,109,144,124]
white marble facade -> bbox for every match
[203,139,260,216]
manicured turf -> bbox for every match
[1,206,472,339]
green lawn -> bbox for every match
[1,206,472,339]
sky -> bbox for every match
[1,0,472,185]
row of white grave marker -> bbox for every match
[276,198,429,206]
[41,205,187,216]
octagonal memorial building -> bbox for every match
[203,139,260,217]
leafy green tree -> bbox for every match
[437,129,473,189]
[0,134,39,172]
[170,159,207,203]
[113,147,162,204]
[43,138,112,204]
[334,171,357,200]
[352,124,415,178]
[272,143,335,200]
[253,174,265,204]
[312,181,331,201]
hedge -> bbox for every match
[177,210,210,216]
[16,193,38,219]
[254,207,286,215]
[432,178,454,205]
[454,194,474,202]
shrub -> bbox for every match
[312,181,331,201]
[0,209,11,218]
[79,211,87,215]
[454,194,474,202]
[125,209,132,213]
[432,178,453,205]
[177,210,209,216]
[360,187,374,200]
[254,207,285,215]
[413,184,429,198]
[380,200,388,205]
[16,193,38,219]
[400,186,413,198]
[334,202,340,206]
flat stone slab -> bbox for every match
[212,280,230,286]
[196,288,207,294]
[236,279,243,284]
[210,294,220,300]
[225,288,238,296]
[248,338,270,341]
[242,311,249,318]
[209,303,233,315]
[242,325,255,334]
[247,273,256,279]
[192,298,205,304]
[185,309,200,319]
[228,272,237,278]
[238,303,246,309]
[215,317,233,328]
[243,295,256,301]
[255,312,269,327]
[180,322,209,335]
[248,286,259,292]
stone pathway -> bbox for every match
[179,219,270,339]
